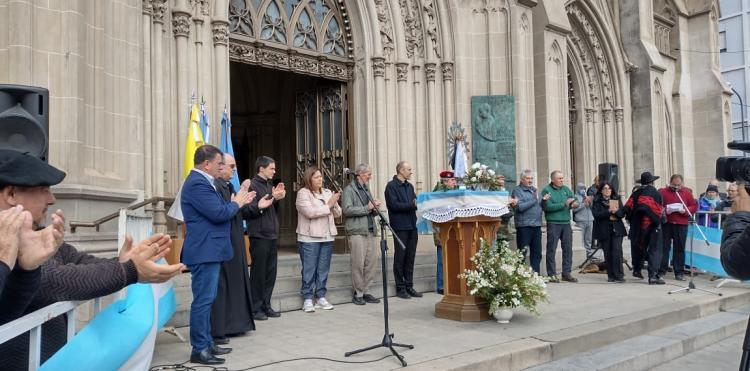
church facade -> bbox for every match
[0,0,729,251]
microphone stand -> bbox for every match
[343,173,414,367]
[668,189,722,296]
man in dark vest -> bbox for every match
[624,171,666,285]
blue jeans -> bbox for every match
[298,241,333,300]
[188,262,221,353]
[436,245,444,291]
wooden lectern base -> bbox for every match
[434,215,501,322]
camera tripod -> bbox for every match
[667,190,722,296]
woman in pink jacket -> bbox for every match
[296,166,342,312]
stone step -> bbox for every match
[525,305,750,371]
[167,252,438,327]
[403,289,750,371]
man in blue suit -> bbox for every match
[181,145,254,365]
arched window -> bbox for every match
[229,0,352,59]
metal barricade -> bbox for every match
[695,210,731,228]
[0,298,102,371]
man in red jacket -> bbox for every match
[658,174,697,281]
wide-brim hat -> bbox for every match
[636,171,659,184]
[0,149,66,187]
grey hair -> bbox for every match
[355,163,371,175]
[396,160,408,173]
[520,169,534,179]
[550,170,563,179]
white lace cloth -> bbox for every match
[416,190,510,233]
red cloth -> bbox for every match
[658,187,698,225]
[624,187,664,230]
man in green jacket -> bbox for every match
[342,163,382,306]
[540,170,579,283]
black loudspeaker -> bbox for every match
[0,84,49,161]
[598,163,619,193]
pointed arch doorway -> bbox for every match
[227,0,355,248]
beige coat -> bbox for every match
[295,187,342,238]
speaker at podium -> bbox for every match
[598,163,619,193]
[0,84,49,161]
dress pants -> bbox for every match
[545,223,573,276]
[631,228,663,279]
[349,234,379,297]
[660,223,687,277]
[249,238,278,313]
[393,229,418,292]
[516,226,542,274]
[188,262,221,353]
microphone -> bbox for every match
[343,168,356,177]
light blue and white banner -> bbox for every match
[40,278,176,371]
[684,224,728,278]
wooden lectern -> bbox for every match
[434,215,501,322]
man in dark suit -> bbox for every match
[181,145,253,365]
[385,160,421,299]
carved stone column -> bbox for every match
[602,108,614,161]
[151,0,168,234]
[142,0,153,198]
[396,62,410,169]
[212,1,230,138]
[614,108,625,176]
[425,62,439,180]
[412,64,425,189]
[372,57,387,193]
[172,3,192,178]
[441,61,455,152]
[192,1,206,113]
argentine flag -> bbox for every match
[41,213,177,370]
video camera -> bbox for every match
[716,141,750,184]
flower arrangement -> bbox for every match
[459,239,548,315]
[463,162,498,191]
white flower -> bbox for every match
[471,177,477,181]
[488,169,495,176]
[480,165,487,170]
[472,163,481,169]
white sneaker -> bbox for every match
[315,297,334,310]
[302,299,315,313]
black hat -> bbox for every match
[706,184,719,194]
[636,171,659,184]
[0,149,66,187]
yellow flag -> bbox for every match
[183,104,205,179]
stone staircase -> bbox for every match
[167,251,437,327]
[525,303,750,371]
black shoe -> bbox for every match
[649,277,666,285]
[264,308,281,318]
[437,289,444,295]
[352,295,366,305]
[561,274,578,283]
[396,290,411,299]
[615,278,626,283]
[675,275,686,281]
[213,336,229,345]
[190,349,225,365]
[363,294,380,303]
[253,311,268,321]
[209,344,232,355]
[632,271,644,279]
[607,278,616,282]
[406,287,423,297]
